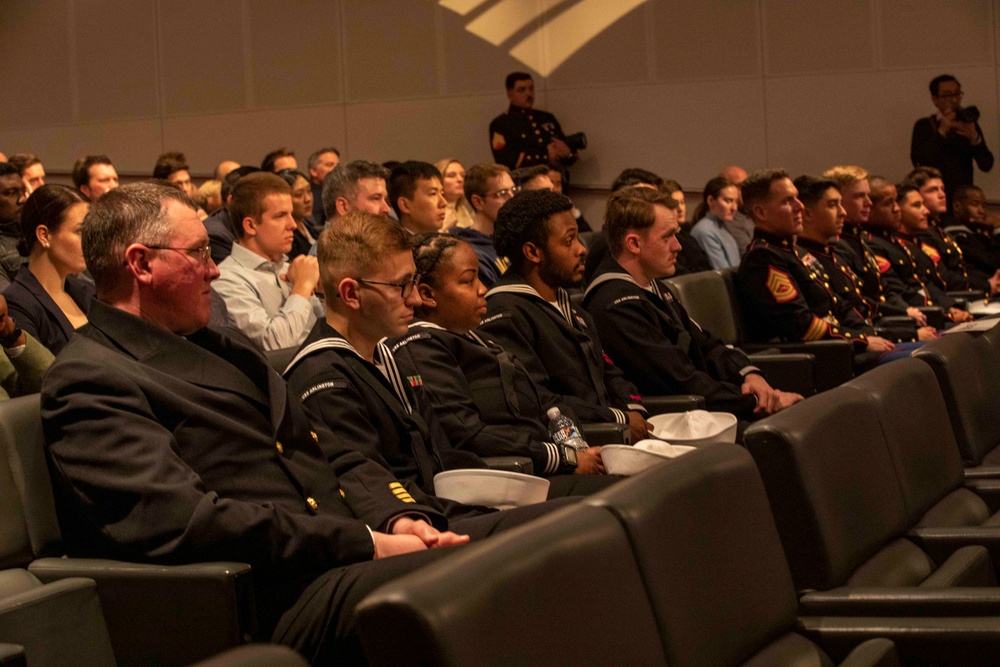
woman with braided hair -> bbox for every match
[387,232,620,497]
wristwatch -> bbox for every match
[559,444,578,473]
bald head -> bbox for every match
[0,151,7,163]
[720,165,748,186]
[214,160,241,182]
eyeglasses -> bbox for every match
[355,275,421,298]
[145,244,213,264]
[936,90,963,100]
[486,186,520,201]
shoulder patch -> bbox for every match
[389,332,430,351]
[300,379,348,401]
[480,312,510,325]
[612,294,642,306]
[491,132,506,151]
[920,243,941,263]
[766,266,798,303]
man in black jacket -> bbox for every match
[583,186,800,419]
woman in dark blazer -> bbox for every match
[4,184,94,355]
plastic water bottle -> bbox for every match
[547,407,588,451]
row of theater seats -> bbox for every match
[353,323,1000,665]
[3,324,1000,664]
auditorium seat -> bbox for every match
[744,383,1000,608]
[359,446,903,666]
[0,395,257,667]
[666,269,849,392]
[910,334,1000,475]
[845,359,1000,568]
[358,502,672,666]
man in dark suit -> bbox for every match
[41,183,554,664]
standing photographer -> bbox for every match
[911,74,994,196]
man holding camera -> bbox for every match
[911,74,994,197]
[489,72,582,170]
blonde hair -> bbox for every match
[317,211,411,295]
[823,165,869,190]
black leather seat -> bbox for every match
[358,502,671,666]
[585,445,897,666]
[359,446,901,666]
[844,359,1000,568]
[666,269,850,392]
[744,381,1000,593]
[0,395,256,667]
[911,333,1000,475]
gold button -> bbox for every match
[275,441,284,454]
[306,497,318,510]
[310,431,319,442]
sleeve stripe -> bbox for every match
[803,316,830,341]
[610,408,628,425]
[543,442,560,475]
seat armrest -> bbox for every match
[29,558,255,667]
[918,307,946,330]
[799,615,1000,666]
[745,352,816,396]
[482,456,534,475]
[876,316,918,329]
[948,290,988,301]
[907,527,1000,575]
[0,644,24,667]
[580,423,629,446]
[640,395,705,416]
[741,340,853,391]
[800,586,1000,617]
[190,645,308,667]
[837,638,899,667]
[965,477,1000,513]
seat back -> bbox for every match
[587,445,809,667]
[0,395,62,563]
[356,502,667,667]
[665,270,740,344]
[847,358,968,526]
[744,387,910,591]
[912,334,1000,466]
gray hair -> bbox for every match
[83,182,196,291]
[321,160,390,221]
[307,147,340,171]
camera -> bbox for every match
[955,105,980,123]
[565,132,588,152]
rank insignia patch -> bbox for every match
[875,255,892,274]
[920,243,941,263]
[766,266,798,303]
[491,132,506,151]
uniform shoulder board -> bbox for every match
[300,378,349,401]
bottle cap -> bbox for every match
[546,407,560,420]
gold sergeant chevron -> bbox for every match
[439,0,647,76]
